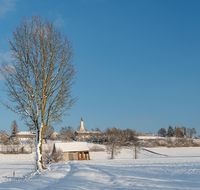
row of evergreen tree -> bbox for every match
[158,126,197,138]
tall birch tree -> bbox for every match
[0,15,77,171]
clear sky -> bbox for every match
[0,0,199,135]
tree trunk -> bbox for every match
[111,149,114,159]
[134,146,137,159]
[35,123,44,171]
[111,144,114,159]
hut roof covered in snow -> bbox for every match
[54,142,89,152]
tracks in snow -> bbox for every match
[142,148,168,157]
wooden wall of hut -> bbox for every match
[64,151,90,161]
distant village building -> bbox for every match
[53,142,90,161]
[75,117,100,141]
[16,131,35,140]
[0,133,9,143]
[50,131,60,139]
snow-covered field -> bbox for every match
[0,146,200,190]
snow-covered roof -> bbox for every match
[52,132,59,135]
[17,131,35,135]
[55,142,89,152]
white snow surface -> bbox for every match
[0,146,200,190]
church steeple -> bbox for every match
[79,117,86,131]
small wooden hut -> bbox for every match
[53,142,90,161]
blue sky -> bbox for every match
[0,0,199,135]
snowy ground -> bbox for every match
[0,146,200,189]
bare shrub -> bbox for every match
[43,146,64,167]
[158,140,167,146]
[172,138,200,147]
[1,144,29,154]
[51,149,65,163]
[193,139,200,146]
[42,144,53,167]
[19,146,28,154]
[192,141,200,147]
[175,138,189,147]
[27,139,35,153]
[166,138,175,148]
[135,137,200,148]
[190,139,199,147]
[90,145,105,152]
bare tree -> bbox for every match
[157,128,167,137]
[123,129,140,159]
[130,135,140,159]
[175,127,184,138]
[0,15,77,171]
[181,126,186,136]
[187,128,197,138]
[191,128,197,137]
[104,127,124,159]
[123,129,137,145]
[60,126,74,141]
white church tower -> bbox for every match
[79,117,86,131]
